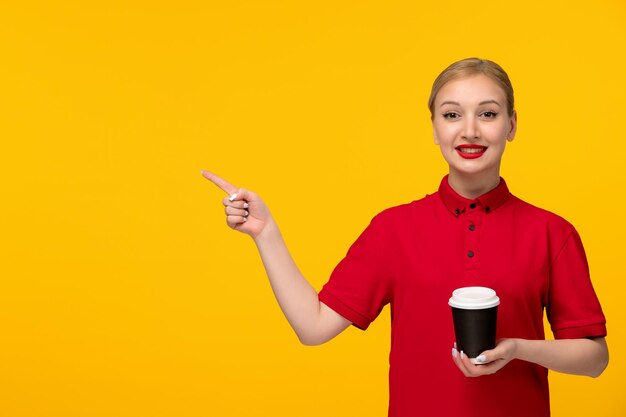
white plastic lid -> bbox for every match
[448,286,500,310]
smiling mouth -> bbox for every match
[456,145,488,159]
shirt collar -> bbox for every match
[438,175,511,217]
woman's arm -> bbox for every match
[452,337,608,378]
[253,218,352,345]
[202,171,351,345]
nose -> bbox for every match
[461,117,480,140]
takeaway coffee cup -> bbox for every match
[449,287,500,362]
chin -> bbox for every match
[450,161,498,177]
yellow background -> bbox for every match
[1,1,624,416]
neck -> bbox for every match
[447,169,501,199]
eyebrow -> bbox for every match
[439,100,502,107]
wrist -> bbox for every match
[253,217,280,244]
[509,338,530,362]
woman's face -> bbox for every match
[432,74,517,180]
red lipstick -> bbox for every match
[456,144,488,159]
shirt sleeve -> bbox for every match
[547,227,607,339]
[318,214,393,330]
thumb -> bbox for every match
[228,187,259,204]
[473,347,499,365]
[473,353,490,364]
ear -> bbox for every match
[433,126,440,145]
[507,111,518,142]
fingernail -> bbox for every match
[244,210,249,216]
[243,202,249,209]
[460,351,465,359]
[243,216,247,222]
[475,355,486,363]
[454,342,457,349]
[452,348,458,358]
[229,193,238,202]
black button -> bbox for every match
[485,207,491,213]
[469,224,475,231]
[468,250,475,258]
[469,203,477,209]
[455,208,460,215]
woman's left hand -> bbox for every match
[452,338,518,377]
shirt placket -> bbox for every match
[464,201,483,281]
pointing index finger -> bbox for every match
[201,170,237,195]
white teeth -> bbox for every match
[458,147,486,154]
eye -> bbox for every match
[481,111,498,119]
[442,112,460,120]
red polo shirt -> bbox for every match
[318,176,606,417]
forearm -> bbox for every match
[513,337,608,377]
[202,173,348,344]
[253,219,327,345]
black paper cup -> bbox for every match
[449,287,500,362]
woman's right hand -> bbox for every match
[201,170,272,239]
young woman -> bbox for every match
[202,58,608,417]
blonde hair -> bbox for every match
[428,58,515,119]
